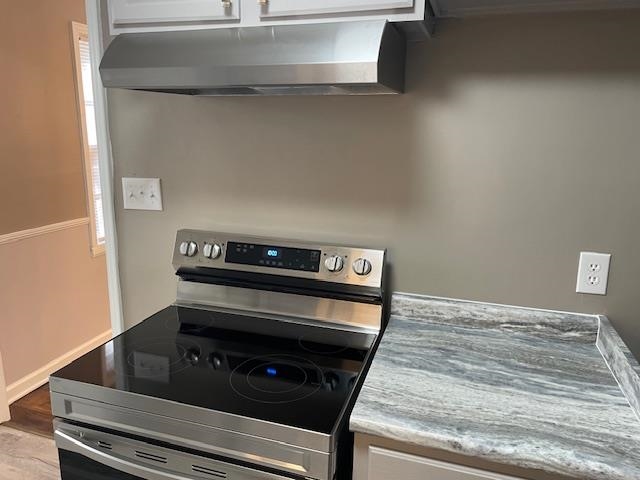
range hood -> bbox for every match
[99,20,406,96]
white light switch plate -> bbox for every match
[576,252,611,295]
[122,177,163,211]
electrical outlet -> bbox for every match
[576,252,611,295]
[122,177,163,211]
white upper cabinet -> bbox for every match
[107,0,428,35]
[109,0,240,29]
[106,0,639,34]
[259,0,415,19]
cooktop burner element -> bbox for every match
[51,229,387,480]
[230,354,324,404]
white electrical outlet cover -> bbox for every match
[122,177,163,211]
[576,252,611,295]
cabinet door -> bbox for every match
[259,0,414,19]
[368,446,523,480]
[109,0,240,27]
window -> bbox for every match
[71,22,105,256]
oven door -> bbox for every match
[55,423,296,480]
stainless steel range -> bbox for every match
[50,229,387,480]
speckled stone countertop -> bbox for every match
[350,294,640,480]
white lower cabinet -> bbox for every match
[365,446,524,480]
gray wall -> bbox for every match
[108,10,640,357]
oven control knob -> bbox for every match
[208,353,223,370]
[352,258,372,276]
[203,243,222,259]
[179,241,198,257]
[186,348,200,366]
[324,256,344,273]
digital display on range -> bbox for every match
[226,242,321,272]
[263,247,282,259]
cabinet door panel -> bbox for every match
[109,0,239,26]
[368,446,523,480]
[260,0,414,18]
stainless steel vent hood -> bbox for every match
[99,21,406,96]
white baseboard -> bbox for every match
[6,329,112,405]
[0,352,9,423]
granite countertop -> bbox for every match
[350,294,640,480]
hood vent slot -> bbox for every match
[100,21,406,96]
[192,465,228,478]
[135,450,168,464]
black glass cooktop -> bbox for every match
[53,306,375,434]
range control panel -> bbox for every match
[226,242,321,272]
[172,229,385,289]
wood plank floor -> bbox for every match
[0,385,59,478]
[5,384,54,438]
[0,426,60,480]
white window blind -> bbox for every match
[78,36,105,246]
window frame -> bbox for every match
[70,21,105,257]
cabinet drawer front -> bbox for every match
[368,446,523,480]
[260,0,414,18]
[110,0,240,25]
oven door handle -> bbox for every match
[55,429,193,480]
